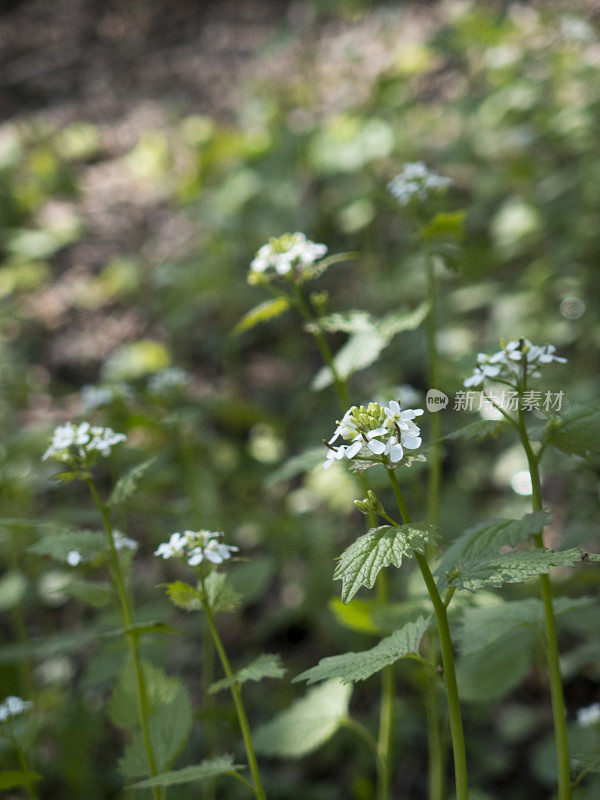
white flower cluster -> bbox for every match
[324,400,424,470]
[577,702,600,728]
[42,422,127,462]
[0,695,32,722]
[148,367,190,394]
[388,162,452,206]
[67,530,137,566]
[155,530,239,567]
[463,339,567,388]
[250,232,327,279]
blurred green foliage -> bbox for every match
[0,2,599,798]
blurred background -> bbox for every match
[0,1,599,798]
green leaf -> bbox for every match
[0,771,41,790]
[573,752,600,773]
[28,531,106,563]
[457,628,534,702]
[458,597,593,655]
[305,310,374,335]
[227,558,274,606]
[132,757,244,789]
[294,617,430,685]
[448,548,584,592]
[0,570,27,611]
[421,210,466,241]
[438,511,550,580]
[210,654,286,694]
[545,402,600,459]
[66,579,113,608]
[334,524,440,604]
[265,448,323,486]
[165,581,203,612]
[234,297,290,335]
[312,303,429,389]
[329,597,380,634]
[203,572,241,613]
[444,419,510,442]
[109,457,158,506]
[254,680,352,758]
[111,659,193,778]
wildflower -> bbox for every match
[324,400,424,470]
[0,696,32,722]
[67,550,82,566]
[155,530,238,568]
[148,367,190,394]
[249,233,327,281]
[42,422,127,463]
[577,702,600,728]
[388,162,452,206]
[463,339,567,389]
[113,530,138,552]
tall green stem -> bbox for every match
[387,471,469,800]
[86,478,164,800]
[292,283,392,797]
[200,583,267,800]
[516,400,571,800]
[424,246,445,800]
[7,720,37,800]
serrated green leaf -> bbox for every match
[334,524,440,604]
[66,579,113,608]
[421,210,466,241]
[254,680,352,758]
[234,297,290,335]
[210,654,286,694]
[312,303,428,389]
[0,771,41,790]
[294,616,430,685]
[28,530,106,562]
[132,757,243,789]
[448,547,584,592]
[444,419,510,442]
[109,457,158,506]
[438,511,550,580]
[545,402,600,459]
[584,553,600,562]
[0,570,27,611]
[458,596,593,655]
[165,581,203,611]
[204,572,241,613]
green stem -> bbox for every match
[387,471,469,800]
[292,285,350,410]
[424,246,446,800]
[7,721,37,800]
[86,478,164,800]
[293,283,391,795]
[200,582,267,800]
[516,400,571,800]
[343,717,385,777]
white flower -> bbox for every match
[148,368,190,394]
[324,401,425,470]
[577,703,600,728]
[155,530,238,568]
[463,339,567,388]
[250,233,327,279]
[67,550,82,566]
[113,530,138,552]
[388,162,452,206]
[42,422,127,462]
[0,696,32,722]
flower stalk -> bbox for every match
[200,577,267,800]
[86,477,164,800]
[387,470,469,800]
